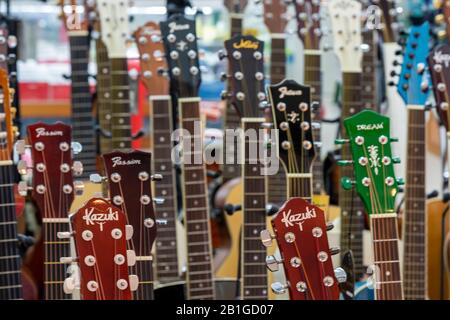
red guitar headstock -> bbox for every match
[68,197,138,300]
[294,0,322,50]
[100,150,158,258]
[262,198,341,300]
[23,122,83,218]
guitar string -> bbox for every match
[89,237,106,300]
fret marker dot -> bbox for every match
[357,211,362,216]
[386,271,391,277]
[253,199,258,205]
[253,255,259,261]
[160,137,165,142]
[161,190,167,195]
[414,203,418,208]
[252,167,257,172]
[171,241,175,246]
[414,177,418,182]
[199,283,203,288]
[163,212,168,217]
[350,107,355,114]
[350,234,355,239]
[413,227,417,231]
[245,290,250,295]
[192,173,197,178]
[120,142,125,148]
[118,92,124,98]
[195,225,200,230]
[342,211,348,216]
[119,118,124,124]
[165,266,170,270]
[253,229,258,235]
[157,241,162,246]
[262,289,267,294]
[161,165,166,170]
[205,255,210,260]
[194,200,199,205]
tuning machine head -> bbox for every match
[72,161,83,176]
[90,173,106,184]
[151,174,163,181]
[73,181,84,196]
[271,282,288,295]
[266,255,283,272]
[15,140,30,155]
[340,177,355,190]
[334,267,347,284]
[260,229,275,247]
[17,181,32,197]
[71,142,82,155]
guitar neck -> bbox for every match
[304,52,323,194]
[150,95,180,283]
[241,118,268,300]
[68,33,97,177]
[96,38,112,154]
[178,97,215,300]
[222,14,244,181]
[371,214,403,300]
[0,163,22,300]
[361,30,378,111]
[339,71,365,278]
[110,58,132,150]
[287,174,312,201]
[403,106,427,299]
[43,219,72,300]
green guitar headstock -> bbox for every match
[337,110,402,215]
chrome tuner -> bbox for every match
[151,174,163,181]
[63,276,76,294]
[17,160,29,175]
[266,255,282,272]
[72,161,83,176]
[156,219,168,225]
[153,197,165,205]
[71,142,82,154]
[60,256,77,264]
[57,232,73,239]
[15,140,29,155]
[125,225,134,240]
[129,275,139,291]
[89,173,105,183]
[127,250,137,267]
[73,181,84,196]
[334,267,347,284]
[326,222,334,231]
[271,282,288,295]
[260,229,275,247]
[17,181,31,197]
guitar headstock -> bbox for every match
[339,110,399,215]
[263,0,288,34]
[25,123,81,218]
[0,25,15,72]
[267,79,315,175]
[223,34,265,117]
[377,0,401,43]
[69,197,138,300]
[428,43,450,129]
[264,198,340,300]
[294,0,322,50]
[328,0,363,72]
[0,69,15,161]
[396,22,430,106]
[223,0,248,13]
[133,22,169,96]
[58,0,89,33]
[101,150,157,257]
[97,0,129,58]
[160,15,201,98]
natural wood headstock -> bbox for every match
[377,0,401,43]
[0,69,15,161]
[69,197,138,300]
[223,34,266,118]
[267,79,315,175]
[133,22,169,96]
[263,0,288,34]
[294,0,322,50]
[58,0,89,32]
[101,150,157,258]
[97,0,129,58]
[224,0,248,12]
[264,197,340,300]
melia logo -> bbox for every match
[35,127,63,138]
[233,39,259,50]
[281,207,317,231]
[278,86,302,98]
[83,207,119,231]
[168,22,189,33]
[433,50,450,68]
[111,156,141,167]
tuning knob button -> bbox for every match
[72,161,83,176]
[150,173,163,181]
[260,229,275,247]
[334,267,347,283]
[271,282,288,295]
[111,228,123,240]
[63,277,76,294]
[114,254,126,265]
[144,218,155,228]
[113,195,123,205]
[125,225,134,240]
[127,250,136,266]
[323,276,335,287]
[84,255,96,267]
[265,255,282,272]
[117,279,128,290]
[17,181,30,196]
[296,281,307,293]
[90,174,104,183]
[74,181,84,196]
[17,160,28,175]
[87,280,99,292]
[129,275,139,291]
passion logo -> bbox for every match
[233,39,259,50]
[168,22,189,34]
[111,156,141,167]
[281,207,317,231]
[83,207,119,231]
[35,127,63,138]
[278,86,302,99]
[433,50,450,68]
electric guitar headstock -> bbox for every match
[222,34,265,118]
[294,0,322,50]
[261,198,340,300]
[396,22,430,106]
[0,68,15,161]
[58,0,89,33]
[428,43,450,130]
[224,0,248,12]
[99,150,158,260]
[328,0,363,72]
[338,109,400,216]
[97,0,129,58]
[133,22,169,96]
[263,0,288,34]
[160,15,201,98]
[267,79,315,175]
[67,197,138,300]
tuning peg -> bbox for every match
[90,173,106,183]
[392,60,401,66]
[220,90,232,100]
[340,177,355,190]
[156,219,167,225]
[326,222,334,231]
[7,35,17,49]
[220,72,230,81]
[311,122,321,129]
[153,197,165,205]
[224,204,241,215]
[394,50,402,56]
[71,142,82,155]
[271,282,288,295]
[313,141,322,148]
[218,50,228,60]
[63,276,76,294]
[207,170,221,179]
[72,161,83,176]
[330,247,340,256]
[396,177,405,185]
[15,140,30,155]
[260,229,275,247]
[388,81,397,87]
[360,43,370,53]
[261,122,273,129]
[73,181,84,196]
[266,255,283,272]
[129,68,139,81]
[323,43,332,52]
[157,67,169,77]
[126,225,134,240]
[335,139,349,145]
[392,157,401,164]
[390,137,399,142]
[390,70,399,77]
[57,231,73,239]
[259,101,271,109]
[60,256,77,264]
[151,174,163,181]
[127,250,136,266]
[18,181,31,196]
[17,160,30,175]
[266,203,279,216]
[129,275,139,291]
[337,160,353,166]
[334,267,347,283]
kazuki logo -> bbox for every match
[433,50,450,68]
[111,156,141,167]
[35,127,63,138]
[278,86,302,98]
[281,207,317,231]
[356,123,383,131]
[168,22,189,33]
[83,207,118,231]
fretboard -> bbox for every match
[339,72,366,278]
[403,106,427,299]
[371,214,403,300]
[179,98,215,300]
[150,96,180,283]
[242,119,268,300]
[267,35,287,207]
[223,15,244,181]
[43,219,72,300]
[68,33,96,177]
[304,52,323,194]
[96,38,112,154]
[110,58,131,150]
[361,30,378,111]
[0,163,22,300]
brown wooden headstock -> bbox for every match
[263,197,340,300]
[70,197,137,300]
[294,0,322,50]
[133,22,169,96]
[26,122,79,218]
[377,0,400,43]
[223,0,248,13]
[58,0,89,32]
[0,68,14,161]
[101,150,157,258]
[263,0,288,34]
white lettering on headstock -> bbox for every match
[433,50,450,68]
[168,22,189,34]
[278,86,302,99]
[356,123,383,131]
[281,207,317,231]
[35,127,63,138]
[111,156,141,167]
[83,207,119,232]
